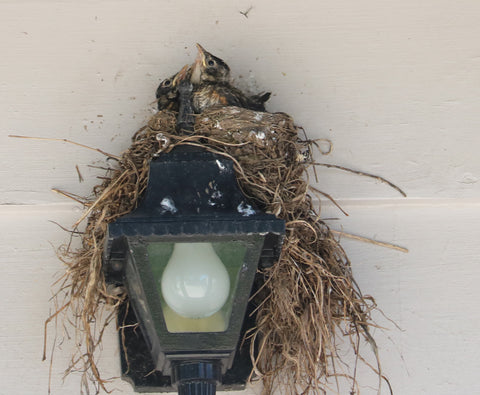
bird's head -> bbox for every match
[191,43,230,84]
[156,64,190,97]
[156,64,191,110]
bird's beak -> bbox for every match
[195,43,207,67]
[173,64,190,85]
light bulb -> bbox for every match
[161,242,230,319]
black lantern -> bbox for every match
[103,147,284,394]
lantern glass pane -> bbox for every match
[147,241,247,333]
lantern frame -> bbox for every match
[104,146,284,393]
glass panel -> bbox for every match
[147,241,247,333]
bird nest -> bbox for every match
[47,106,394,394]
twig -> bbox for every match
[330,229,408,253]
[313,162,407,197]
[47,330,56,395]
[48,220,84,235]
[75,164,84,183]
[51,188,87,205]
[72,169,127,227]
[8,134,120,160]
[43,301,71,361]
[88,164,114,171]
[311,138,333,155]
[309,185,349,216]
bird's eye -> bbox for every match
[164,79,171,86]
[207,59,215,66]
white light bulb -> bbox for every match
[161,243,230,319]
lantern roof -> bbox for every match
[108,146,285,239]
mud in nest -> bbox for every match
[48,106,392,394]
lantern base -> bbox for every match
[174,361,221,395]
[117,301,255,393]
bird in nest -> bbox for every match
[155,65,189,111]
[190,43,270,113]
[155,44,270,114]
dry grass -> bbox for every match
[45,106,397,394]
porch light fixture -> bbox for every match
[103,146,285,394]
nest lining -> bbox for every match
[49,106,389,394]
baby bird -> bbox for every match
[192,83,270,113]
[155,64,190,111]
[190,44,270,113]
